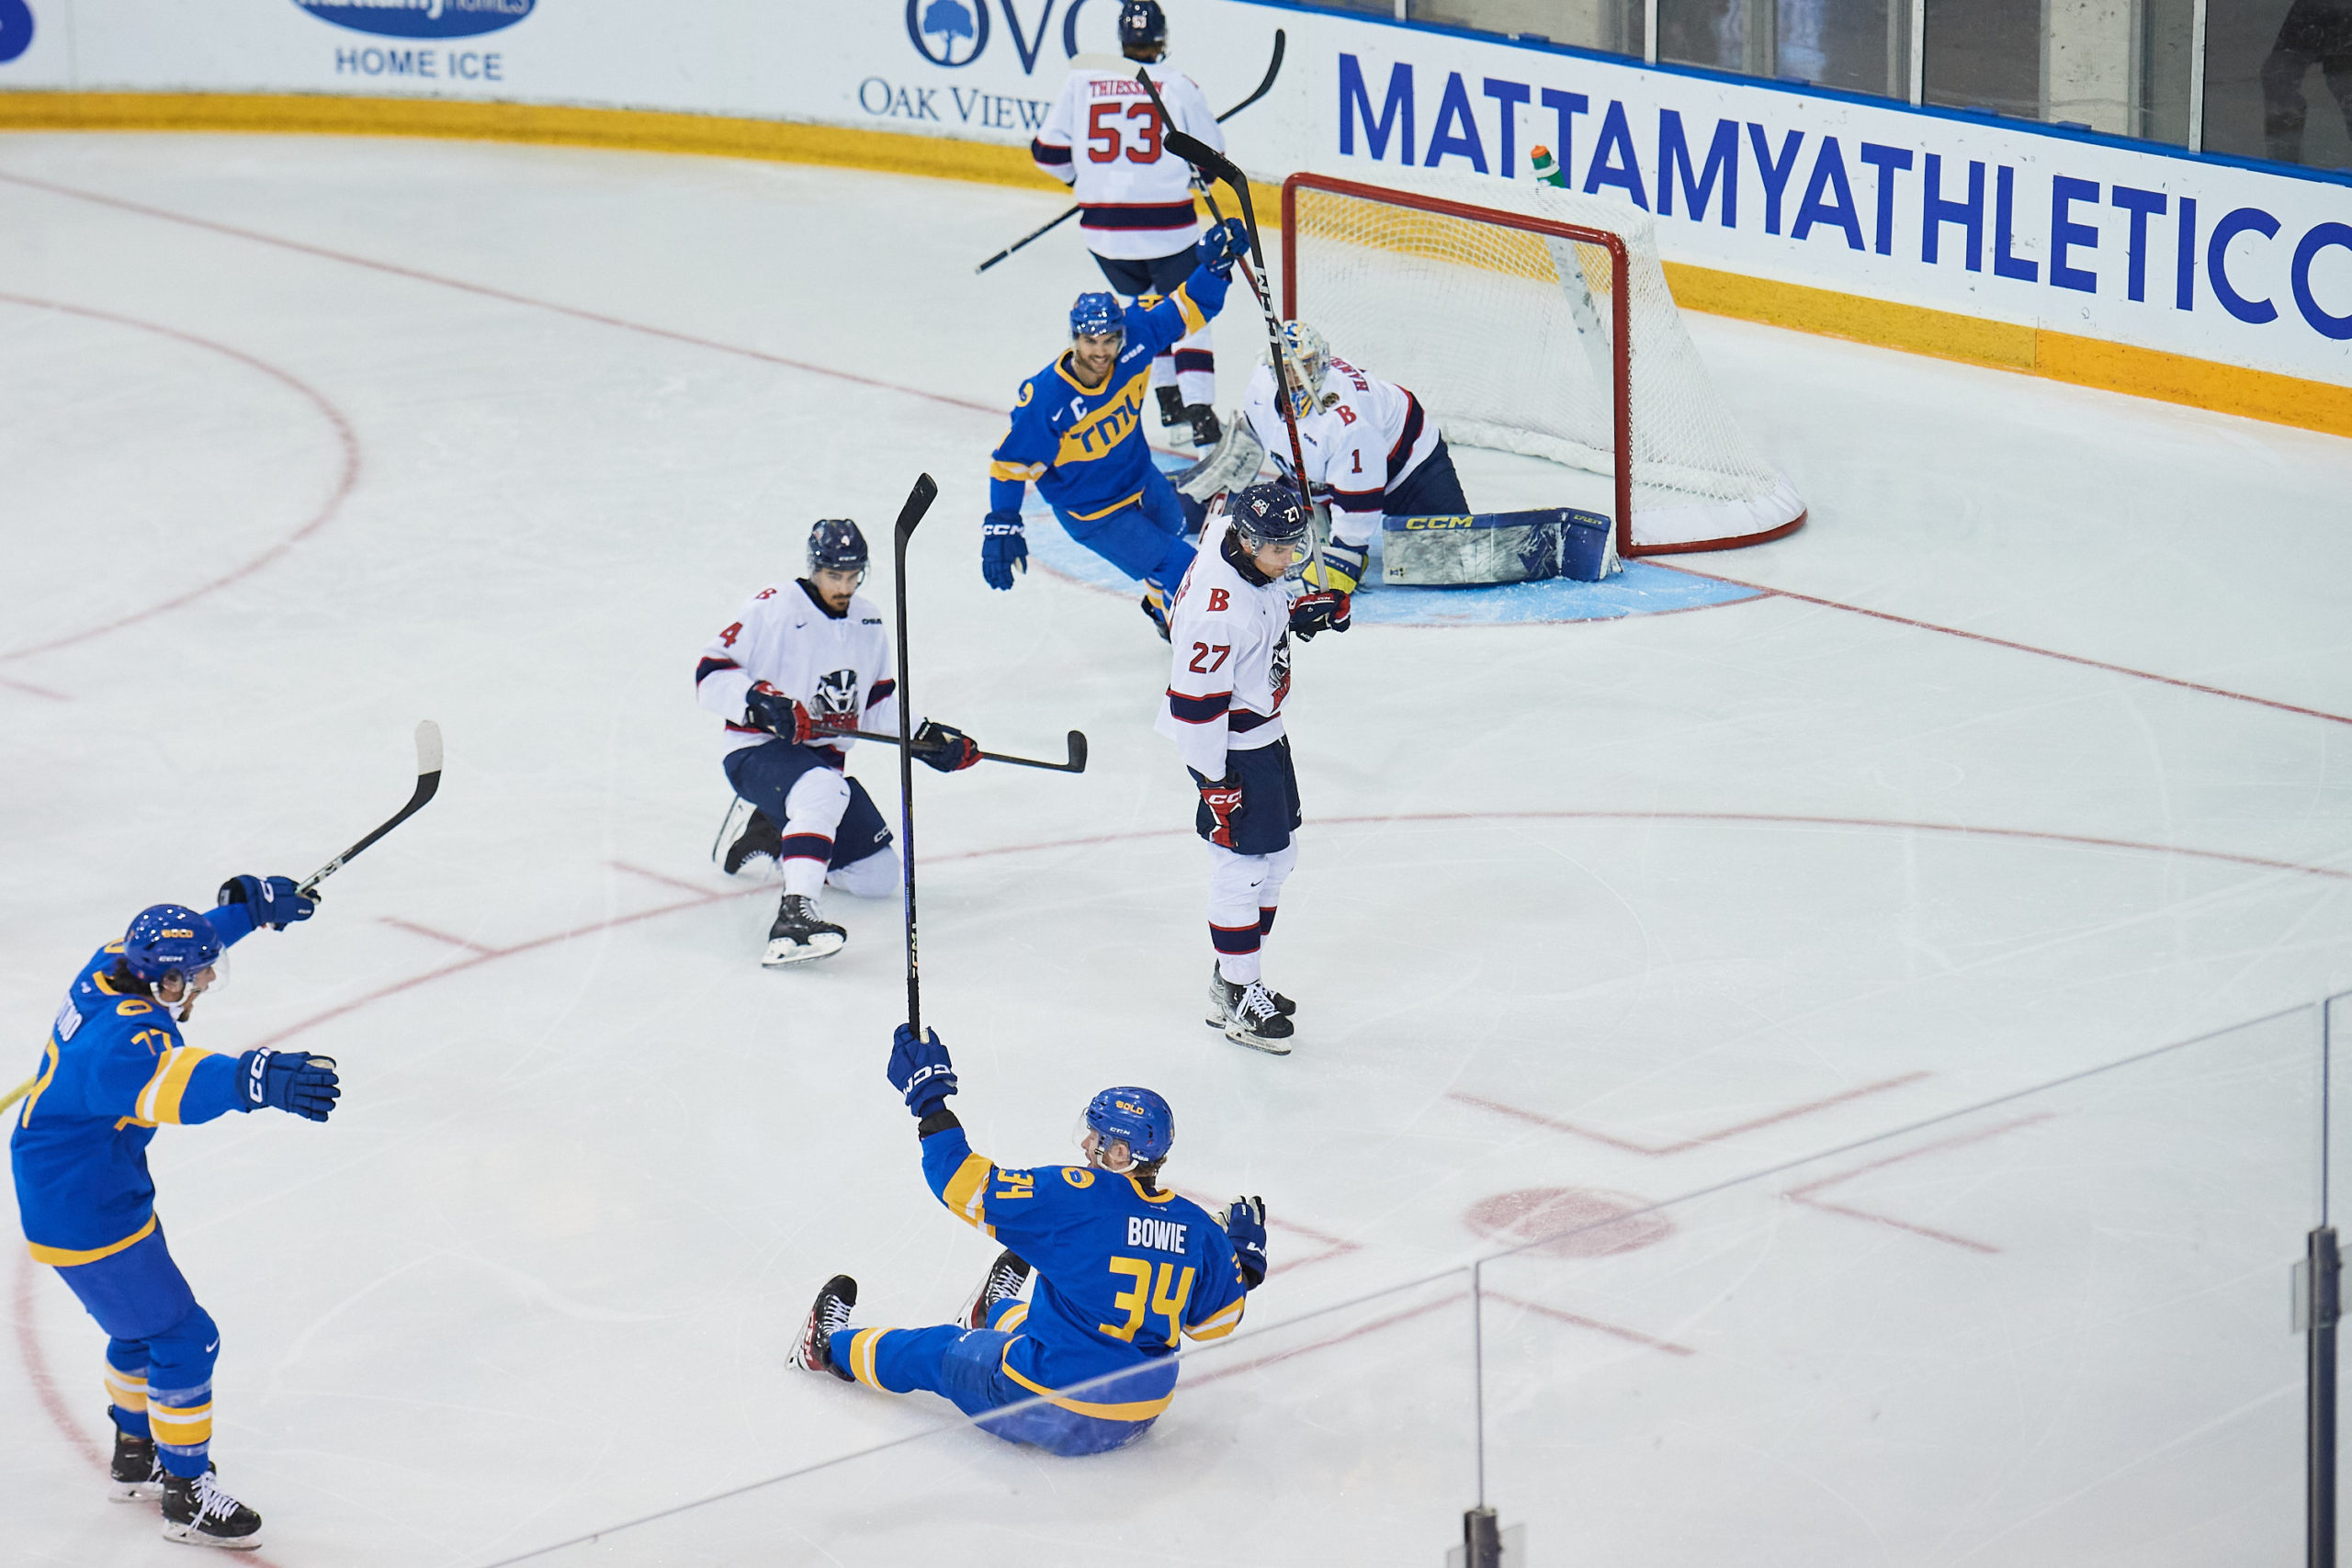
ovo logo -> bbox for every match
[289,0,535,39]
[0,1,33,65]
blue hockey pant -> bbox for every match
[53,1224,220,1477]
[723,739,897,901]
[831,1299,1160,1457]
[1054,467,1196,593]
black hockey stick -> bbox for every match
[841,728,1088,774]
[973,29,1287,275]
[888,474,939,1036]
[1134,69,1327,581]
[298,719,444,898]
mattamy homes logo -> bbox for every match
[0,0,33,65]
[291,0,535,39]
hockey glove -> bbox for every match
[1223,1195,1269,1288]
[744,682,813,745]
[981,512,1028,591]
[913,719,982,773]
[1198,774,1245,850]
[218,874,317,930]
[887,1024,958,1118]
[1289,590,1352,640]
[1195,218,1250,277]
[237,1050,341,1122]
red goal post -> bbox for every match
[1279,171,1806,560]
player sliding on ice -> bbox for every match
[1182,320,1470,595]
[790,1025,1266,1455]
[1159,482,1349,1053]
[699,517,985,965]
[980,216,1250,640]
[10,883,339,1550]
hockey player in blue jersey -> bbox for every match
[11,885,339,1551]
[789,1025,1268,1455]
[981,216,1250,639]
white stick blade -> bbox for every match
[414,718,444,775]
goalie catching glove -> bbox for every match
[1172,418,1269,505]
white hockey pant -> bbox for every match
[778,768,899,901]
[1206,838,1298,986]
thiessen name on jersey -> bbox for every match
[1126,1215,1191,1253]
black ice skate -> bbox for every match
[763,894,846,965]
[1156,385,1187,428]
[959,1248,1033,1330]
[108,1416,163,1504]
[717,802,784,876]
[1207,970,1295,1055]
[792,1273,858,1382]
[160,1467,263,1551]
[1140,592,1172,642]
[1186,404,1223,448]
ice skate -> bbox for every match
[1208,959,1293,1020]
[108,1417,163,1504]
[1156,385,1187,428]
[763,894,846,965]
[1186,404,1222,448]
[959,1247,1033,1330]
[1206,970,1295,1055]
[793,1273,858,1382]
[160,1467,262,1551]
[715,800,783,876]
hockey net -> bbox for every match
[1281,170,1805,557]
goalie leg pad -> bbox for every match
[1382,507,1621,585]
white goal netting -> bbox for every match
[1283,169,1804,554]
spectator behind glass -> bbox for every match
[2263,0,2352,165]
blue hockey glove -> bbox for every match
[237,1050,341,1122]
[1289,590,1351,640]
[217,874,317,930]
[887,1024,958,1118]
[1223,1195,1268,1288]
[1196,217,1250,277]
[913,719,982,773]
[981,512,1028,591]
[743,682,813,744]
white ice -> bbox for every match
[3,133,2350,1567]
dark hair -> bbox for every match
[1131,1158,1164,1194]
[107,961,153,998]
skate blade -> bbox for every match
[160,1522,264,1551]
[1218,1021,1293,1056]
[111,1482,163,1505]
[762,933,846,966]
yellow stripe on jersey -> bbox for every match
[28,1213,157,1268]
[941,1153,995,1236]
[148,1400,212,1449]
[135,1046,212,1125]
[847,1327,891,1391]
[989,457,1046,483]
[1053,371,1151,469]
[1186,1297,1247,1341]
[998,1355,1173,1423]
[1168,282,1209,336]
[995,1302,1030,1333]
[1062,490,1143,524]
[18,1037,59,1127]
[104,1367,150,1414]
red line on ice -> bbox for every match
[1485,1290,1696,1356]
[0,292,360,669]
[1449,1071,1932,1157]
[1781,1114,2052,1253]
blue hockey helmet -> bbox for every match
[1228,480,1313,552]
[1083,1085,1175,1166]
[1069,291,1125,344]
[808,518,869,577]
[120,904,223,983]
[1118,0,1168,53]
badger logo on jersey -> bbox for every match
[813,669,860,725]
[1270,632,1293,710]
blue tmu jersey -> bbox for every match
[988,264,1231,525]
[920,1122,1250,1419]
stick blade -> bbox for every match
[895,473,939,547]
[1066,730,1088,773]
[414,718,444,777]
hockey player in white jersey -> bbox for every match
[1156,483,1350,1053]
[696,519,984,966]
[1235,321,1471,593]
[1030,0,1227,448]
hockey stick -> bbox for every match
[974,29,1287,275]
[888,473,940,1036]
[840,728,1088,774]
[1134,70,1327,583]
[0,1073,34,1115]
[299,720,445,897]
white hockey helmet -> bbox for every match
[1273,320,1329,416]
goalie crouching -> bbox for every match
[1178,320,1469,593]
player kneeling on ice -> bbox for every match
[698,517,984,966]
[980,217,1250,641]
[10,884,337,1551]
[1182,320,1468,595]
[791,1025,1265,1456]
[1159,482,1349,1054]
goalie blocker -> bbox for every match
[1382,508,1619,587]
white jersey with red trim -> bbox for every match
[1241,356,1442,543]
[1031,59,1221,262]
[694,581,899,759]
[1155,516,1294,783]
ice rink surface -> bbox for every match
[3,133,2351,1566]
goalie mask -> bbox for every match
[1274,321,1330,417]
